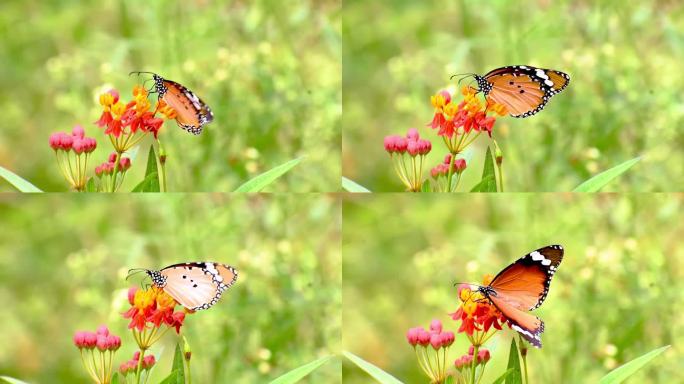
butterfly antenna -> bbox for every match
[126,268,148,281]
[129,71,158,77]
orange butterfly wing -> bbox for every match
[478,65,570,118]
[159,262,238,310]
[483,245,564,348]
[161,80,213,135]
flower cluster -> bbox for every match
[73,325,121,384]
[119,351,156,378]
[383,128,432,191]
[95,86,171,151]
[94,152,132,192]
[431,154,467,191]
[428,86,506,153]
[122,286,187,351]
[49,126,98,191]
[406,319,455,384]
[450,276,507,347]
[454,346,491,383]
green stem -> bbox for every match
[135,348,145,384]
[446,153,456,192]
[110,152,123,192]
[186,356,192,384]
[469,345,479,384]
[496,161,503,193]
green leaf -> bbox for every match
[0,376,31,384]
[111,372,121,384]
[470,175,495,192]
[131,172,160,192]
[505,339,523,384]
[421,179,431,192]
[158,370,180,384]
[85,178,97,192]
[475,146,497,192]
[0,166,43,192]
[269,355,333,384]
[598,345,670,384]
[444,376,454,384]
[573,156,640,192]
[343,351,404,384]
[342,176,371,192]
[492,369,514,384]
[171,342,185,384]
[145,144,159,178]
[234,157,304,192]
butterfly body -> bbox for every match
[149,73,214,135]
[476,245,563,348]
[146,262,237,311]
[472,65,570,118]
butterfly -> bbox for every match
[476,245,563,348]
[138,262,238,311]
[130,71,214,135]
[456,66,570,118]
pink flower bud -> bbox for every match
[108,152,118,163]
[440,332,455,347]
[406,327,419,346]
[406,128,419,140]
[133,351,141,360]
[454,158,467,174]
[128,287,138,305]
[439,90,452,105]
[430,319,442,333]
[105,162,115,175]
[419,139,432,155]
[49,133,61,150]
[118,157,131,172]
[417,328,431,346]
[468,345,475,355]
[394,137,408,153]
[73,331,87,348]
[443,154,452,164]
[97,325,110,336]
[59,133,73,151]
[96,334,109,351]
[83,332,97,349]
[108,89,120,104]
[119,362,131,376]
[84,137,97,153]
[142,355,156,370]
[107,335,121,351]
[430,333,442,350]
[72,125,85,138]
[72,139,86,154]
[383,136,396,153]
[477,348,491,364]
[462,354,473,366]
[406,140,420,157]
[95,165,103,177]
[431,166,441,179]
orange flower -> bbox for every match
[450,276,508,347]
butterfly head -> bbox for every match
[473,75,491,95]
[477,285,496,298]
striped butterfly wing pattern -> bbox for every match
[152,74,214,135]
[150,262,237,311]
[474,65,570,118]
[480,245,564,348]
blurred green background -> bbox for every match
[342,0,684,192]
[0,194,341,383]
[343,194,682,383]
[0,0,341,192]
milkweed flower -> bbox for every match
[427,86,507,154]
[122,286,189,350]
[49,126,97,191]
[406,319,454,384]
[73,326,121,384]
[430,154,467,192]
[450,276,507,346]
[93,152,132,192]
[384,128,432,192]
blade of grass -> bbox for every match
[234,157,304,192]
[492,369,514,384]
[171,342,185,383]
[573,157,640,192]
[471,146,497,192]
[268,355,333,384]
[342,176,371,192]
[0,166,43,192]
[131,172,159,192]
[0,377,31,384]
[598,345,670,384]
[343,351,404,384]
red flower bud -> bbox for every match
[59,133,73,151]
[83,332,97,349]
[477,349,491,364]
[118,157,131,172]
[406,140,420,157]
[107,335,121,351]
[417,328,431,346]
[49,133,61,150]
[443,154,452,164]
[406,128,419,141]
[454,158,467,174]
[430,333,442,350]
[108,152,118,163]
[96,334,109,351]
[72,125,85,138]
[468,345,475,355]
[73,331,87,348]
[97,325,110,336]
[440,331,455,347]
[142,354,156,370]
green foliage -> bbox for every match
[234,157,305,192]
[269,355,334,384]
[342,0,684,192]
[0,195,340,383]
[573,157,641,192]
[0,0,340,192]
[342,195,681,383]
[343,351,404,384]
[470,147,497,192]
[505,339,522,384]
[0,166,43,193]
[342,177,371,193]
[170,342,185,384]
[0,376,30,384]
[492,369,514,384]
[599,345,670,384]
